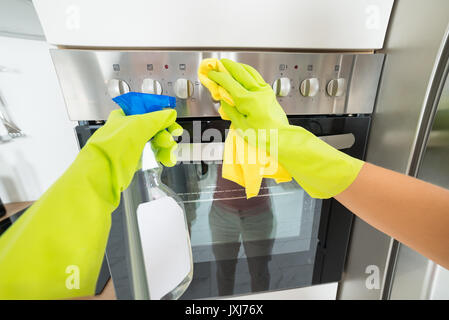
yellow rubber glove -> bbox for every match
[208,59,364,199]
[0,109,180,299]
[199,58,291,198]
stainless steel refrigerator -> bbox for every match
[339,0,449,300]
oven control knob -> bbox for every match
[141,78,163,95]
[174,79,194,99]
[300,78,319,97]
[107,79,130,97]
[326,78,346,97]
[272,77,291,97]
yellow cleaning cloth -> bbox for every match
[198,58,292,198]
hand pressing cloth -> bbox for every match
[198,58,291,198]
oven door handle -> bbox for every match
[175,133,356,162]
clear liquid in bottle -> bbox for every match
[136,142,193,300]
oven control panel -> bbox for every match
[50,50,384,120]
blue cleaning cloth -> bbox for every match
[112,92,176,116]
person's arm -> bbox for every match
[205,58,449,270]
[335,162,449,269]
[0,108,181,299]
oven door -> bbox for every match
[76,115,370,299]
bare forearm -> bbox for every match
[335,162,449,269]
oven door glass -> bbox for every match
[161,161,322,299]
[76,115,370,299]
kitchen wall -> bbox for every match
[0,35,79,203]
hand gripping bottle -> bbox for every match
[113,92,193,300]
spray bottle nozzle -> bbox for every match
[112,92,176,116]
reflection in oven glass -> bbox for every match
[161,161,321,297]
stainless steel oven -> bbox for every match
[52,50,384,299]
